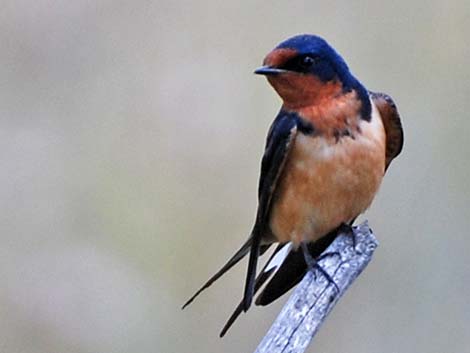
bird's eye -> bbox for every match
[299,55,316,69]
[281,54,318,73]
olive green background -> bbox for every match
[2,1,469,352]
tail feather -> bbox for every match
[242,233,261,311]
[182,237,252,309]
[182,237,272,310]
[220,232,336,336]
[256,229,337,306]
[220,243,285,337]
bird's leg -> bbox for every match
[301,242,339,292]
[338,222,356,249]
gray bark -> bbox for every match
[254,221,378,353]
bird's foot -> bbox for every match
[338,222,356,249]
[301,242,339,292]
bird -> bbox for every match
[182,34,403,337]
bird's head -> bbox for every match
[256,35,363,110]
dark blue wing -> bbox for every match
[183,111,299,313]
[243,111,299,311]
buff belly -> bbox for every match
[269,106,386,245]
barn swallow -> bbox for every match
[182,34,403,337]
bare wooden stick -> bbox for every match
[254,221,378,353]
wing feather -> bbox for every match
[370,91,404,170]
[183,111,299,313]
[243,113,298,311]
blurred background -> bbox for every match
[1,1,469,352]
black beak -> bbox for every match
[254,66,287,76]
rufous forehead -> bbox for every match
[263,48,298,67]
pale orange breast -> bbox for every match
[269,102,386,246]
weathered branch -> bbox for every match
[254,221,378,353]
